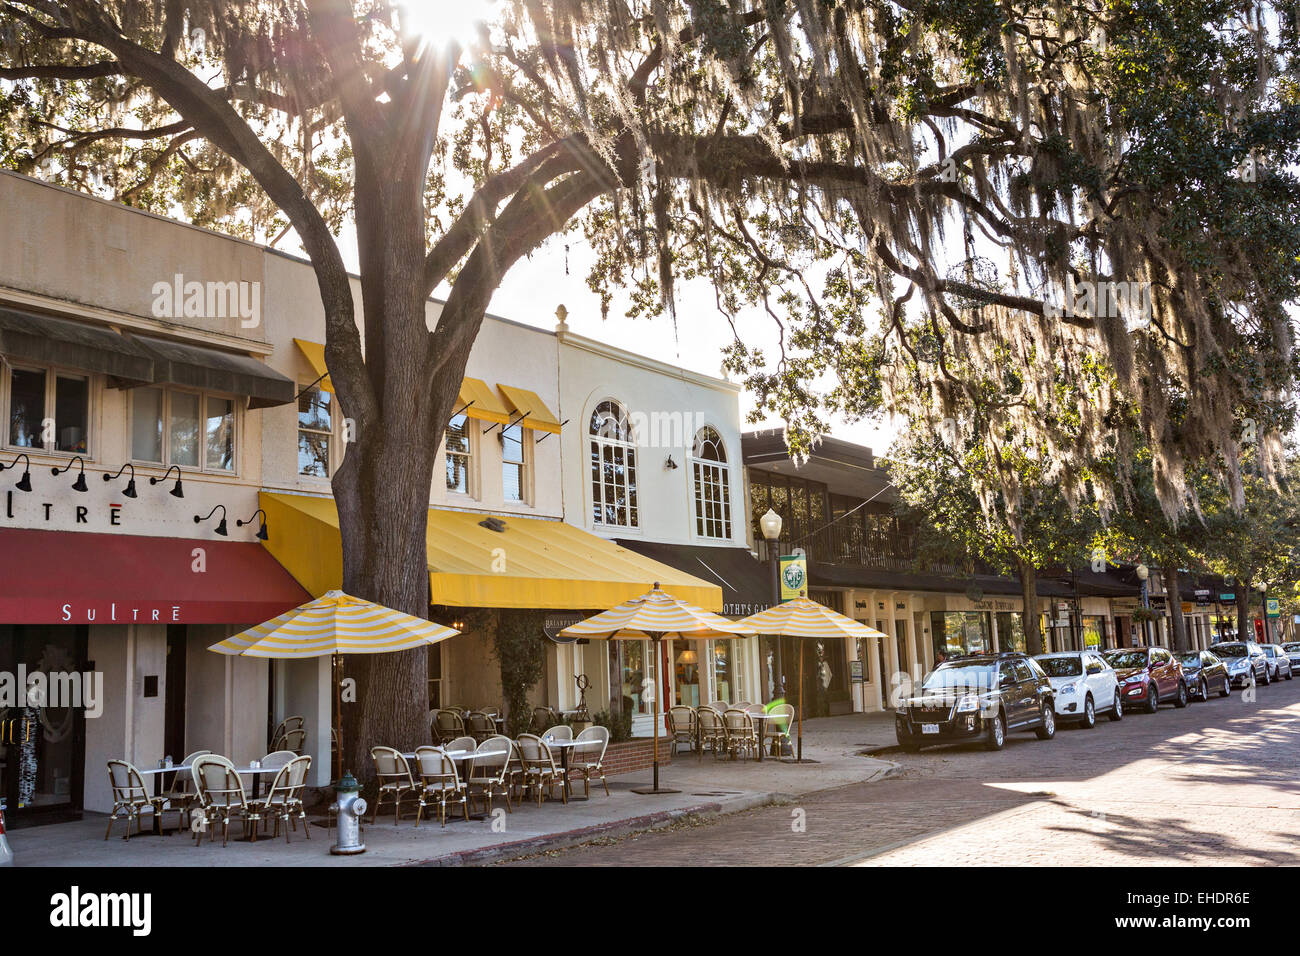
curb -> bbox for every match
[407,791,778,867]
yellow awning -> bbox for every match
[457,377,511,425]
[498,384,562,435]
[293,338,333,394]
[259,492,723,611]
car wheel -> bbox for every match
[1145,686,1160,713]
[1219,676,1231,698]
[1081,694,1096,729]
[1197,677,1208,701]
[985,709,1006,751]
[1174,681,1189,708]
[1286,667,1293,681]
[1035,703,1057,740]
[1108,690,1124,721]
[1262,665,1272,686]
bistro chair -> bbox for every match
[269,715,304,746]
[695,706,728,760]
[259,750,298,770]
[667,705,698,755]
[723,708,758,761]
[570,726,611,798]
[413,746,469,827]
[274,728,307,754]
[433,709,466,745]
[261,754,312,841]
[105,760,175,840]
[540,724,573,742]
[708,699,729,712]
[446,735,479,755]
[245,758,293,841]
[159,750,212,830]
[530,706,559,734]
[466,710,496,743]
[764,704,795,758]
[516,734,565,806]
[465,736,514,817]
[191,755,250,847]
[369,746,418,825]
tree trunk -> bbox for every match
[1164,564,1189,652]
[1017,556,1043,655]
[1236,574,1253,642]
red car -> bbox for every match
[1102,646,1188,713]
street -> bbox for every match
[499,679,1300,866]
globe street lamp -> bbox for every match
[760,508,785,699]
[1135,564,1151,646]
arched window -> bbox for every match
[590,400,639,528]
[691,425,731,539]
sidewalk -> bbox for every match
[11,713,900,867]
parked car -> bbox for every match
[1260,644,1294,681]
[1101,646,1188,712]
[1176,650,1232,701]
[895,653,1056,752]
[1034,650,1123,727]
[1209,641,1270,687]
[1282,642,1300,672]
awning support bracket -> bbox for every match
[482,410,528,436]
[535,419,570,443]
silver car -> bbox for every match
[1282,642,1300,672]
[1260,644,1294,681]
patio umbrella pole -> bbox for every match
[335,652,343,783]
[631,632,680,795]
[797,641,804,762]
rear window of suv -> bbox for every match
[1038,656,1082,677]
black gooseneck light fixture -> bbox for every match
[0,453,33,492]
[150,464,185,498]
[194,505,228,536]
[103,462,138,498]
[51,456,88,492]
[236,508,269,541]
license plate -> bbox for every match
[922,723,940,735]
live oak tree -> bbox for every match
[5,1,1298,771]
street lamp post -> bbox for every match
[759,508,785,701]
[1136,564,1151,646]
[1258,582,1270,644]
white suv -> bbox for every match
[1033,650,1123,728]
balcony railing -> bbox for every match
[756,525,920,573]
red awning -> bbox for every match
[0,528,310,625]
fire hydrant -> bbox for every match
[330,772,367,856]
[0,802,13,866]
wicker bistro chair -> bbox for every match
[370,746,418,825]
[465,736,514,817]
[570,726,611,798]
[465,711,497,743]
[105,760,176,840]
[707,699,729,712]
[735,701,754,709]
[157,750,212,830]
[667,706,698,755]
[269,715,304,746]
[722,708,759,761]
[763,704,795,758]
[191,755,251,847]
[273,728,307,754]
[515,734,566,805]
[413,746,470,827]
[696,706,728,760]
[245,755,312,842]
[259,750,298,770]
[433,709,466,745]
[446,735,479,755]
[540,724,573,742]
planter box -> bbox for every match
[602,736,675,777]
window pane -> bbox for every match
[131,387,164,462]
[502,423,524,501]
[205,397,234,471]
[445,413,469,492]
[7,368,46,448]
[169,391,200,467]
[298,388,332,433]
[298,433,330,477]
[503,462,523,502]
[53,375,89,453]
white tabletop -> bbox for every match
[402,749,508,760]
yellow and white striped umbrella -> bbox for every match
[209,590,460,658]
[735,597,888,640]
[559,584,756,640]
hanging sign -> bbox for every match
[1267,599,1280,619]
[779,554,807,601]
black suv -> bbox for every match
[896,653,1057,752]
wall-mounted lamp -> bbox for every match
[237,508,269,541]
[103,462,138,498]
[194,505,228,536]
[51,456,88,493]
[1135,564,1149,582]
[665,455,678,470]
[150,464,185,498]
[0,453,33,493]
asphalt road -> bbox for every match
[497,676,1300,866]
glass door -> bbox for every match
[0,624,88,826]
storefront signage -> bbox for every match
[723,602,771,617]
[59,602,183,623]
[946,595,1020,613]
[779,554,807,601]
[5,490,125,527]
[1194,589,1211,605]
[543,612,585,644]
[849,660,864,683]
[1220,593,1236,605]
